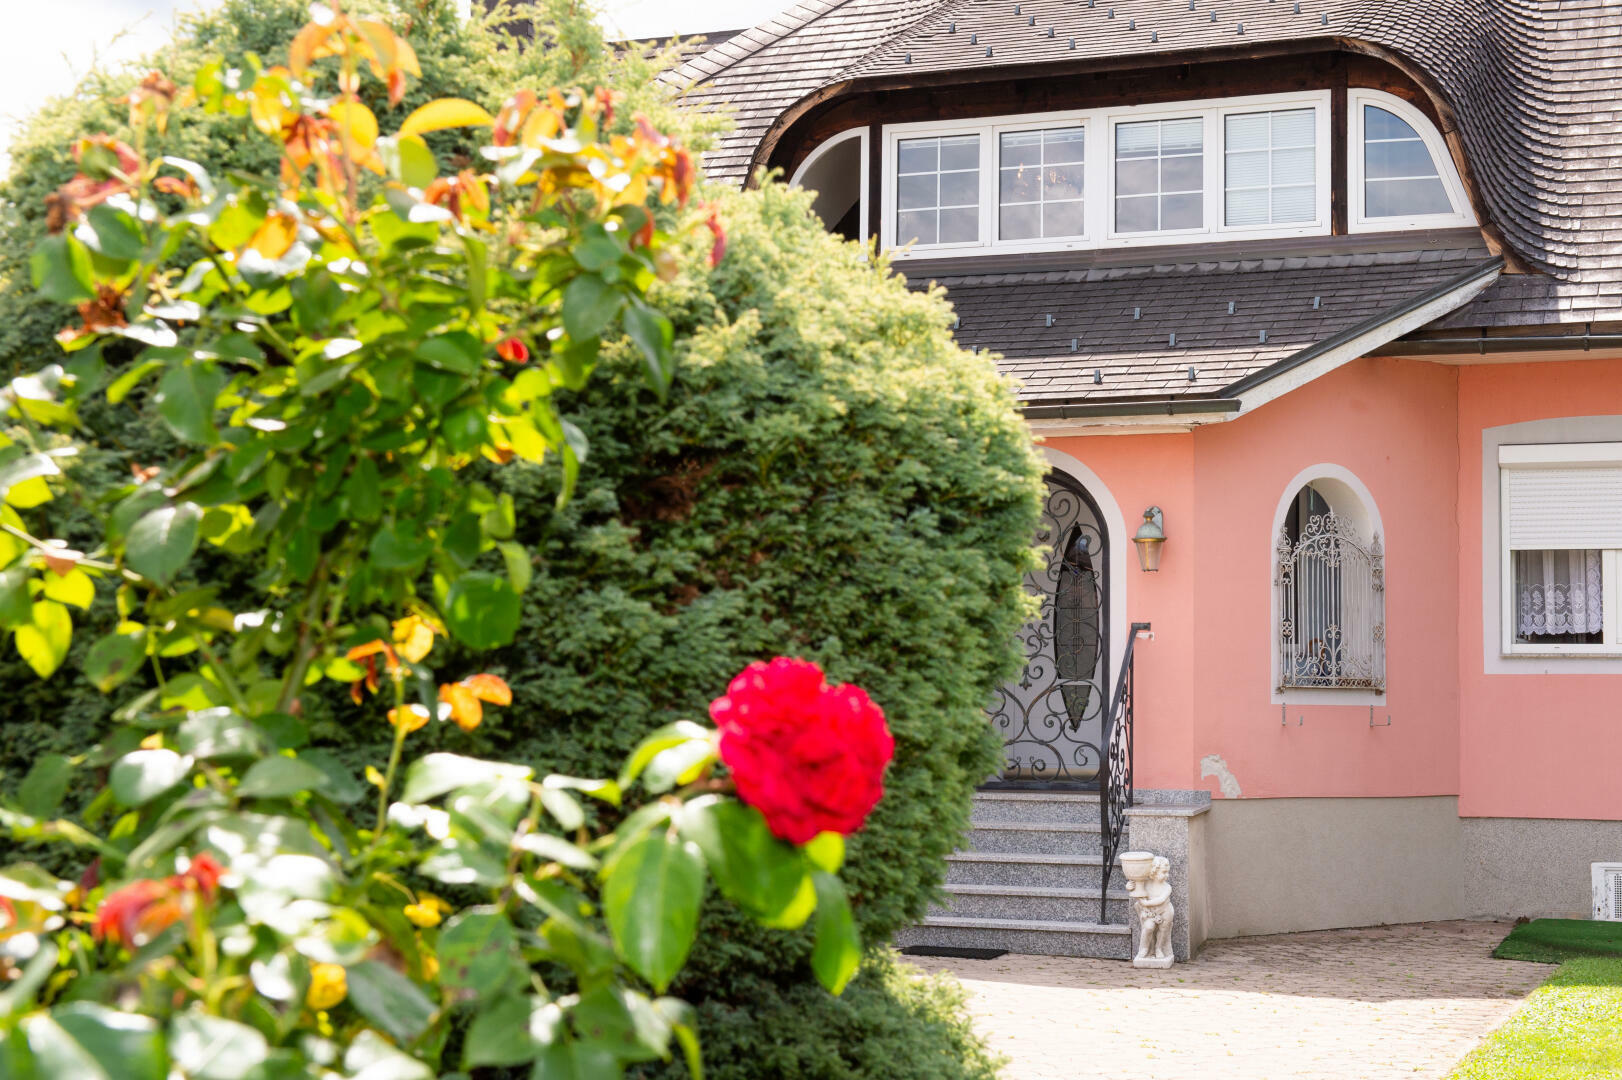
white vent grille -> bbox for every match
[1592,862,1622,921]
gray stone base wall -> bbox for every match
[1203,796,1622,939]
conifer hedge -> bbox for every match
[0,3,1042,1077]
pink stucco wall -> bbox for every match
[1456,359,1622,821]
[1044,353,1622,819]
[1046,356,1462,802]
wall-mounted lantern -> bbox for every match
[1133,507,1165,572]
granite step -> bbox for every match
[965,821,1104,856]
[895,916,1133,960]
[971,790,1102,825]
[944,851,1117,890]
[931,883,1133,924]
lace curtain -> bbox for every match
[1515,549,1603,637]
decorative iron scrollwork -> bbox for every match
[1276,511,1385,691]
[988,472,1109,784]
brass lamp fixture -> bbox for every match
[1133,507,1165,572]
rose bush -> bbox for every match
[0,4,892,1075]
[712,658,894,845]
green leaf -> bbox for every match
[0,452,62,504]
[810,871,861,995]
[15,599,72,678]
[154,364,224,444]
[623,303,674,398]
[105,358,165,404]
[168,1012,268,1080]
[51,1003,165,1080]
[602,831,705,993]
[437,907,522,1000]
[618,722,712,791]
[400,753,533,804]
[110,748,193,807]
[81,204,146,261]
[84,630,144,693]
[368,521,434,571]
[344,456,383,522]
[498,540,532,594]
[236,756,328,799]
[442,571,520,649]
[344,961,436,1045]
[19,754,72,818]
[642,739,716,795]
[441,406,487,454]
[125,502,201,586]
[0,566,31,629]
[417,332,482,375]
[176,708,269,760]
[561,274,623,342]
[41,568,93,610]
[463,995,540,1068]
[386,134,438,190]
[678,798,806,923]
[30,234,94,304]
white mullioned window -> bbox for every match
[1499,443,1622,655]
[1348,88,1475,232]
[880,91,1333,259]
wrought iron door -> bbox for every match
[989,471,1109,784]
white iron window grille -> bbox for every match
[1276,511,1386,691]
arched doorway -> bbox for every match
[989,469,1110,785]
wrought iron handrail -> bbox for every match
[1098,622,1150,923]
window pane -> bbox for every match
[1000,167,1041,204]
[1161,193,1203,230]
[1161,153,1204,193]
[1225,188,1270,226]
[940,135,980,170]
[1044,200,1085,237]
[939,207,979,243]
[939,170,980,207]
[1116,120,1160,156]
[1365,139,1440,180]
[1044,163,1085,201]
[897,173,936,211]
[1116,158,1157,196]
[897,139,938,174]
[1045,128,1087,163]
[1224,108,1317,227]
[1115,194,1157,233]
[1514,549,1604,644]
[895,135,980,245]
[999,130,1043,168]
[896,210,936,246]
[1161,118,1203,151]
[1000,201,1041,241]
[1365,104,1420,142]
[1272,184,1316,222]
[1366,177,1452,217]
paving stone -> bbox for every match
[904,920,1547,1080]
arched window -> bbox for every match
[1274,472,1386,694]
[1348,89,1474,232]
[789,129,868,242]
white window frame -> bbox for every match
[789,127,870,241]
[880,91,1331,261]
[1498,442,1622,658]
[1348,88,1476,234]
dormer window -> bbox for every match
[858,88,1474,259]
[1348,89,1473,232]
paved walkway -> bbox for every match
[906,921,1546,1080]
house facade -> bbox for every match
[672,0,1622,956]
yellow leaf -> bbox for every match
[328,99,379,153]
[246,212,299,259]
[398,98,494,138]
[4,475,52,510]
[41,568,93,610]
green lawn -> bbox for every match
[1494,919,1622,964]
[1448,957,1622,1080]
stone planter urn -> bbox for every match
[1120,850,1175,968]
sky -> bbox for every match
[1,0,788,166]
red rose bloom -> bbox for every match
[710,658,894,845]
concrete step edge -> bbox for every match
[918,915,1131,934]
[969,822,1101,833]
[946,852,1113,866]
[942,884,1131,900]
[974,791,1099,803]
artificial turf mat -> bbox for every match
[1493,918,1622,964]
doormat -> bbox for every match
[899,946,1007,960]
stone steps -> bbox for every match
[898,790,1136,960]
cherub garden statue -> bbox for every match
[1123,853,1175,968]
